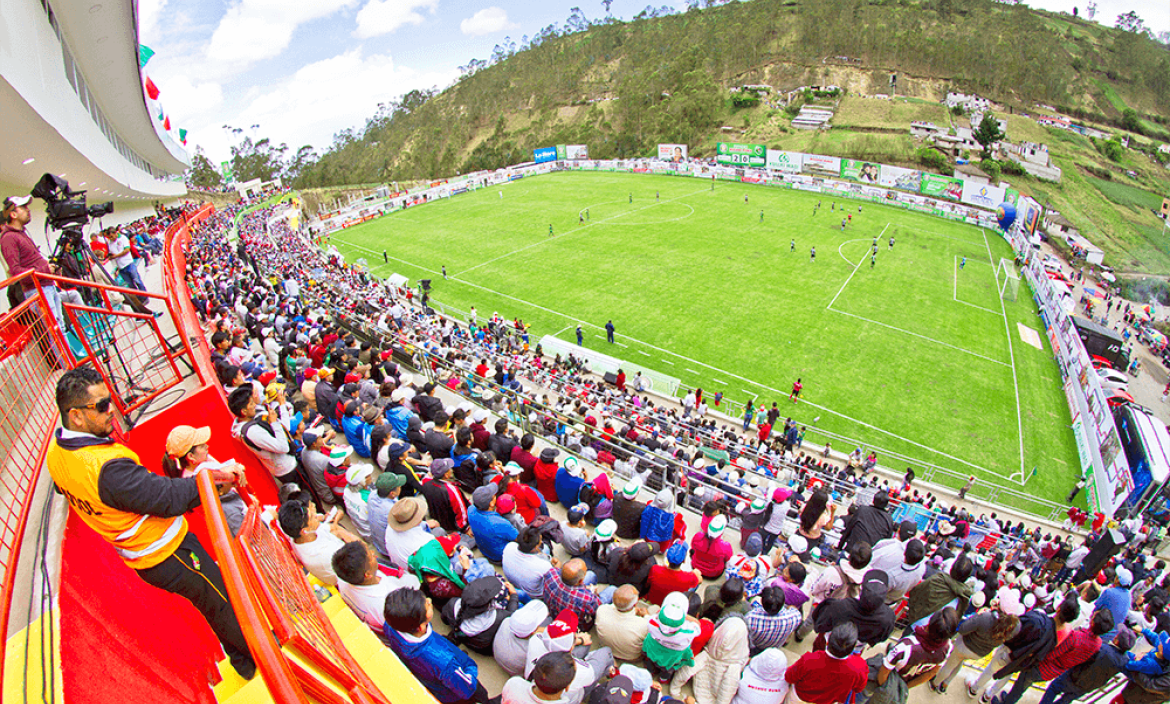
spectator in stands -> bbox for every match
[47,367,255,679]
[595,584,651,663]
[504,526,559,599]
[879,539,928,605]
[770,559,809,616]
[993,601,1108,704]
[415,382,443,422]
[425,411,454,459]
[367,472,405,558]
[646,542,702,606]
[607,541,658,597]
[560,504,591,558]
[383,497,440,571]
[468,408,491,451]
[642,591,702,690]
[745,586,802,654]
[442,575,518,655]
[796,541,872,642]
[382,438,424,498]
[104,226,147,292]
[837,492,894,553]
[493,600,549,678]
[420,458,469,534]
[1092,567,1132,643]
[383,588,488,704]
[278,498,357,586]
[228,386,298,485]
[876,607,961,697]
[870,519,918,570]
[683,617,751,704]
[905,555,974,630]
[641,488,686,551]
[931,587,1024,694]
[489,418,518,462]
[585,519,619,583]
[725,533,770,598]
[812,569,896,650]
[343,464,374,540]
[332,541,419,630]
[468,484,518,564]
[785,622,868,704]
[691,514,735,579]
[300,428,338,508]
[733,649,790,704]
[500,650,578,704]
[1034,626,1136,704]
[533,447,560,503]
[541,559,602,632]
[701,577,749,623]
[510,433,538,475]
[499,464,544,524]
[554,456,589,507]
[796,489,836,553]
[161,424,246,536]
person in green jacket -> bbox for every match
[905,555,975,632]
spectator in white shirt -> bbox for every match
[228,386,297,483]
[278,500,355,586]
[504,525,559,598]
[331,541,419,630]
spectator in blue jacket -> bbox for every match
[467,484,518,563]
[385,387,417,438]
[554,456,588,507]
[383,587,487,704]
[341,401,370,457]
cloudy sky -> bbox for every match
[138,0,1168,166]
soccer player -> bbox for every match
[656,191,660,202]
[810,246,816,262]
[549,224,554,237]
[871,253,876,268]
[499,191,503,199]
[961,257,967,269]
[441,265,447,279]
[629,194,633,204]
[791,239,796,252]
[790,378,803,403]
[889,236,895,249]
[760,210,764,223]
[576,325,584,346]
[586,209,590,220]
[579,213,584,224]
[744,194,749,204]
[841,218,846,231]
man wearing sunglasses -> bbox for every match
[46,367,256,679]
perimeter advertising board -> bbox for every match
[840,159,881,183]
[878,165,922,192]
[566,145,589,159]
[657,144,688,161]
[716,142,766,167]
[960,181,1007,209]
[765,150,803,173]
[534,147,557,164]
[920,173,963,201]
[802,154,841,177]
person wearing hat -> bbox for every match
[161,425,248,536]
[560,503,592,558]
[595,585,652,662]
[494,600,551,678]
[420,457,470,534]
[468,408,492,451]
[331,540,420,630]
[640,488,686,553]
[837,492,895,554]
[533,447,561,504]
[382,587,487,704]
[343,464,376,540]
[555,456,590,508]
[585,520,619,584]
[442,575,519,655]
[608,542,659,597]
[645,542,702,607]
[383,497,442,571]
[614,479,647,541]
[932,587,1025,694]
[468,483,519,564]
[499,466,546,525]
[385,387,418,439]
[691,514,734,580]
[277,498,360,586]
[2,194,70,333]
[812,569,897,651]
[299,427,339,509]
[1092,566,1133,644]
[321,444,355,503]
[737,494,771,550]
[379,437,424,498]
[725,532,772,599]
[993,599,1111,704]
[367,472,406,557]
[643,591,702,688]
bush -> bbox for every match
[917,147,948,170]
[999,160,1026,176]
[979,158,1002,183]
[731,93,761,109]
[950,105,965,116]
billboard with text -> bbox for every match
[878,165,922,192]
[920,173,964,201]
[566,145,589,159]
[960,181,1007,209]
[534,147,557,164]
[840,159,881,183]
[657,144,688,161]
[716,142,766,167]
[766,150,803,173]
[802,154,841,177]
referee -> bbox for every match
[46,368,256,678]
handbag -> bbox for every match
[864,654,909,704]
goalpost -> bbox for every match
[996,258,1020,302]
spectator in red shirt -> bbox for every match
[533,447,560,504]
[497,468,543,524]
[992,602,1110,704]
[645,542,702,606]
[468,409,491,451]
[690,514,734,579]
[509,433,538,476]
[786,622,868,704]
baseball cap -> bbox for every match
[3,195,31,212]
[707,514,727,538]
[258,371,277,386]
[375,472,406,493]
[345,465,373,485]
[328,446,354,466]
[621,479,642,499]
[546,609,579,639]
[897,520,917,540]
[165,425,212,458]
[497,494,516,514]
[996,587,1025,616]
[594,519,617,541]
[659,592,688,631]
[666,542,688,566]
[1117,566,1134,587]
[589,675,634,704]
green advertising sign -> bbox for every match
[220,160,235,181]
[840,159,881,184]
[919,173,963,201]
[1004,189,1020,206]
[716,142,766,167]
[556,145,568,160]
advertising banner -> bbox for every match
[878,165,922,192]
[920,173,964,201]
[960,181,1007,210]
[840,159,881,184]
[802,154,841,177]
[657,144,688,161]
[1004,188,1020,206]
[556,145,567,160]
[765,150,803,173]
[1021,198,1042,236]
[716,142,766,167]
[534,147,557,164]
[566,145,588,159]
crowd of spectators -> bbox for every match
[175,201,1170,704]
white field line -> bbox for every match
[334,225,1015,482]
[829,224,889,309]
[897,223,993,254]
[827,308,1013,368]
[953,256,1006,316]
[453,186,709,278]
[986,228,1026,478]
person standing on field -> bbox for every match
[606,320,615,344]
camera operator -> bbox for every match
[54,234,91,306]
[1,195,67,332]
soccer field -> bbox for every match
[329,171,1079,507]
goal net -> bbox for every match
[996,258,1020,302]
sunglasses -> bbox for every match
[73,397,113,414]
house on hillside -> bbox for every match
[955,162,992,185]
[1158,144,1170,156]
[1044,211,1079,240]
[1038,115,1071,129]
[910,121,945,139]
[1000,141,1062,182]
[945,92,991,113]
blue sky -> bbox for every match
[138,0,1169,166]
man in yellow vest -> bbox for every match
[47,368,256,679]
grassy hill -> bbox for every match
[296,0,1170,273]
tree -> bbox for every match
[229,135,287,183]
[187,147,223,189]
[1115,11,1146,33]
[973,112,1006,155]
[1121,108,1143,134]
[1086,1,1096,20]
[286,145,318,184]
[602,0,613,15]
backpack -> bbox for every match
[828,564,861,600]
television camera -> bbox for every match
[30,173,113,231]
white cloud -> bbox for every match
[158,76,225,123]
[354,0,438,39]
[190,48,457,161]
[460,6,517,36]
[205,0,359,73]
[137,0,168,44]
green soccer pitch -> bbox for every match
[328,170,1080,506]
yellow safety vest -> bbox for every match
[47,438,188,570]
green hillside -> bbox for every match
[292,0,1170,274]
